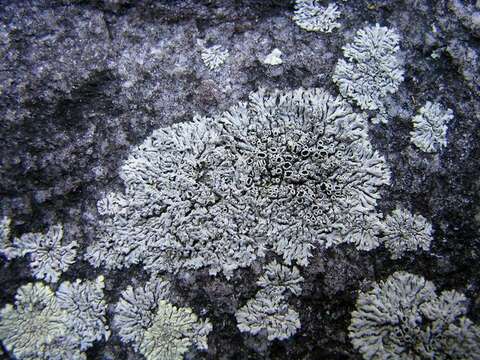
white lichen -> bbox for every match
[263,48,283,66]
[0,216,16,259]
[201,45,229,70]
[382,208,433,259]
[114,278,212,360]
[236,261,303,341]
[86,87,390,278]
[410,101,454,153]
[0,277,109,360]
[349,271,480,360]
[10,224,77,283]
[114,277,171,345]
[236,288,301,341]
[333,24,404,112]
[293,1,341,33]
[0,216,10,246]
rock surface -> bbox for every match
[0,0,479,359]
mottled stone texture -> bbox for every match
[0,0,479,359]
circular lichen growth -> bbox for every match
[86,88,390,278]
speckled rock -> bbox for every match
[1,1,479,359]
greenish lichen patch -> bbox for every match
[0,277,109,360]
[114,277,212,360]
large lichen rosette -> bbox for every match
[86,88,390,277]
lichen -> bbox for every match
[236,261,303,341]
[0,216,15,259]
[86,87,390,278]
[257,260,304,296]
[0,277,109,360]
[292,1,341,33]
[56,276,110,350]
[236,288,301,341]
[0,216,10,247]
[9,224,77,283]
[263,48,283,66]
[382,208,433,259]
[349,271,480,360]
[114,278,212,360]
[333,24,404,112]
[201,44,229,70]
[410,101,454,153]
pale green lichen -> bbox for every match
[114,278,212,360]
[293,1,341,33]
[349,271,480,360]
[0,277,108,360]
[410,101,454,153]
[333,24,404,112]
[56,276,110,350]
[140,301,211,360]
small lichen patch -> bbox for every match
[410,101,454,153]
[236,261,303,341]
[9,224,77,283]
[114,278,212,360]
[333,24,404,112]
[263,48,283,65]
[257,260,304,296]
[236,288,301,341]
[382,208,433,259]
[293,1,341,33]
[56,276,110,350]
[349,271,480,360]
[0,216,15,259]
[201,45,229,70]
[0,277,109,360]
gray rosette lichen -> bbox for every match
[0,277,109,360]
[333,24,404,113]
[256,260,304,296]
[382,208,433,259]
[292,1,341,33]
[410,101,454,153]
[5,224,77,283]
[349,271,480,360]
[236,261,303,341]
[236,288,301,341]
[113,278,212,360]
[86,87,391,278]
